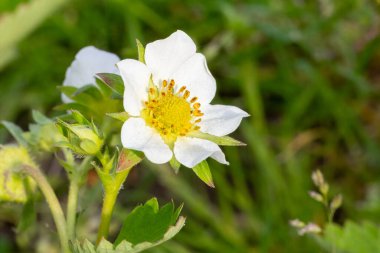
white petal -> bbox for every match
[121,118,172,164]
[63,46,120,103]
[199,104,249,136]
[172,53,216,104]
[174,137,228,168]
[117,59,151,116]
[145,30,196,83]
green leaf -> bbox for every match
[16,195,36,233]
[2,121,28,146]
[136,39,145,63]
[115,198,181,246]
[192,160,215,188]
[70,216,185,253]
[32,110,53,124]
[106,112,130,122]
[324,221,380,253]
[188,131,245,146]
[96,73,124,96]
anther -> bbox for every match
[194,126,200,130]
[161,92,166,96]
[193,103,201,109]
[183,90,190,99]
[193,110,203,116]
[179,86,186,93]
[149,87,155,94]
[195,118,201,123]
[190,97,198,103]
[163,80,168,87]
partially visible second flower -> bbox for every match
[117,31,248,168]
[62,46,120,103]
[0,145,36,203]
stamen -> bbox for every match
[183,90,190,99]
[141,79,204,145]
[179,86,186,93]
[193,110,203,116]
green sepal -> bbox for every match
[106,112,130,122]
[136,39,145,63]
[192,160,215,188]
[169,157,181,174]
[188,131,245,146]
[96,73,124,96]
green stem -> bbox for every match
[67,179,79,240]
[22,165,70,253]
[66,156,93,240]
[96,168,131,245]
[96,188,119,245]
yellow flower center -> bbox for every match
[141,79,203,145]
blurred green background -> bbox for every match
[1,0,380,252]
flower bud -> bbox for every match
[330,194,343,210]
[311,170,324,188]
[0,146,36,203]
[57,120,104,155]
[309,191,324,203]
[298,223,321,236]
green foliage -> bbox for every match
[324,221,380,253]
[70,199,185,253]
[115,198,183,245]
[1,0,380,252]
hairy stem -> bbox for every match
[96,188,119,245]
[67,179,79,240]
[22,165,69,253]
[66,156,93,240]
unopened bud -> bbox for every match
[330,194,343,210]
[298,223,321,236]
[309,191,324,203]
[312,170,325,188]
[289,219,305,228]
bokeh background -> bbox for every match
[1,0,380,252]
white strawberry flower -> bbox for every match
[118,30,248,168]
[63,46,120,103]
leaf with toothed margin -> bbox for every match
[192,160,215,188]
[69,199,185,253]
[188,131,245,146]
